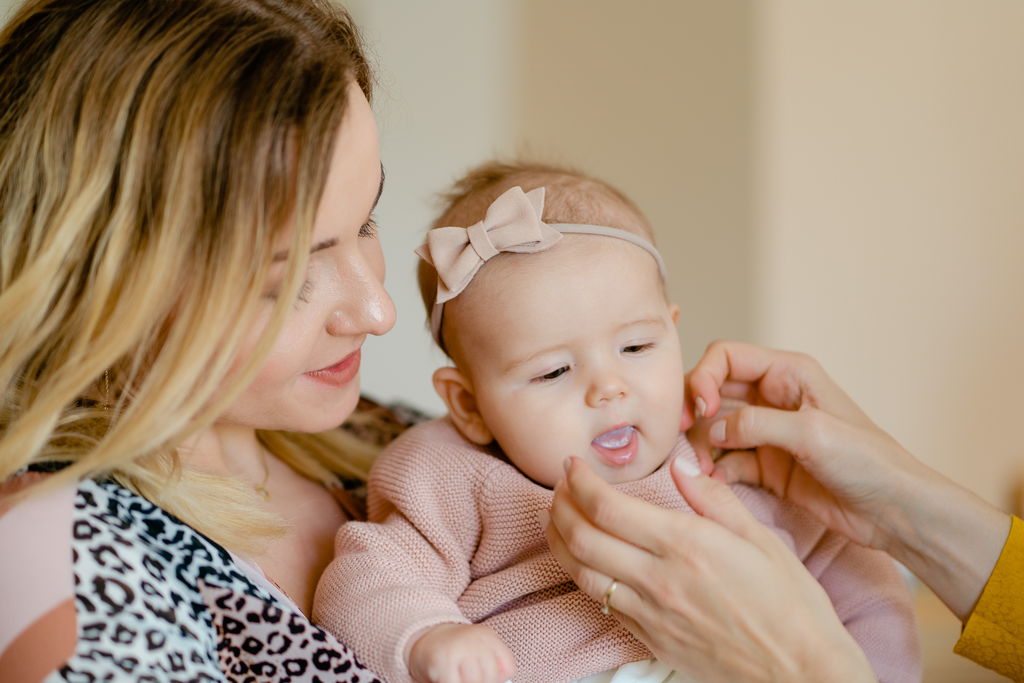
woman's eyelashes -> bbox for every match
[358,216,378,238]
[264,278,315,304]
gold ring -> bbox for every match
[600,578,619,615]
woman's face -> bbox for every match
[220,83,395,433]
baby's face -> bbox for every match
[451,235,683,487]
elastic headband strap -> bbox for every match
[416,186,667,350]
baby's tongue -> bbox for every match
[592,425,635,449]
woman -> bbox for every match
[0,0,395,679]
[546,340,1021,680]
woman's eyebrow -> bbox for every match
[273,238,338,262]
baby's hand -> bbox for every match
[407,623,515,683]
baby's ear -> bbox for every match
[670,303,681,325]
[432,366,493,446]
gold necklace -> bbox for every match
[253,449,271,501]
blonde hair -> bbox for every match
[418,160,655,355]
[0,0,377,553]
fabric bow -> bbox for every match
[416,186,562,304]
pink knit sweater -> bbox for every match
[314,418,920,682]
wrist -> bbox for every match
[884,468,1010,620]
[405,622,458,665]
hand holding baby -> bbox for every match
[407,623,515,683]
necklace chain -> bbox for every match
[253,449,271,501]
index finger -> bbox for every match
[558,457,682,556]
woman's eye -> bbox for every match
[622,343,653,354]
[358,217,378,238]
[267,279,314,303]
[533,366,570,383]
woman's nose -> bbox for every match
[326,268,396,338]
[585,371,628,408]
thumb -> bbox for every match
[670,455,773,548]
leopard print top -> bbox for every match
[1,475,382,682]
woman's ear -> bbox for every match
[432,366,493,445]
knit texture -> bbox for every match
[954,515,1024,679]
[314,418,920,683]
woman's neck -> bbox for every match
[178,421,268,486]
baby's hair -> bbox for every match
[418,160,654,324]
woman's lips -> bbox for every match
[305,349,360,388]
[591,425,638,467]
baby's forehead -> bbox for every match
[482,233,658,291]
[446,235,666,350]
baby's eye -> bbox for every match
[622,343,654,354]
[532,365,570,383]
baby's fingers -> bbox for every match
[687,341,776,417]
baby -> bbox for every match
[314,162,920,683]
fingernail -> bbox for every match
[537,508,550,528]
[695,397,707,418]
[710,420,726,443]
[672,455,701,478]
[563,457,572,474]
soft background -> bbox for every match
[3,1,1019,679]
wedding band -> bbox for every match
[600,578,619,615]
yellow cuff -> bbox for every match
[953,515,1024,679]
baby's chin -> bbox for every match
[585,453,668,486]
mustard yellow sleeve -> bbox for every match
[953,515,1024,679]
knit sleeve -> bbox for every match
[313,419,497,683]
[731,484,921,683]
[812,536,922,682]
[953,514,1024,679]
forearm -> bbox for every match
[883,467,1011,621]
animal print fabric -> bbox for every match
[50,477,380,682]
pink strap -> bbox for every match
[416,186,668,348]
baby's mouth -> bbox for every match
[591,425,638,466]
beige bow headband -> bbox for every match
[416,186,668,348]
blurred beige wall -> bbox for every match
[753,1,1024,511]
